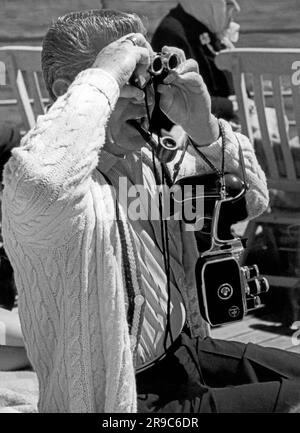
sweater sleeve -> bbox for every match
[173,119,269,220]
[2,68,120,247]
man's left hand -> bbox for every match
[157,46,220,146]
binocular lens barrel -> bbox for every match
[166,53,180,70]
[150,55,164,75]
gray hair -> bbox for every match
[42,9,147,100]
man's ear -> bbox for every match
[52,78,70,98]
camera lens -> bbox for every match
[242,264,259,280]
[258,277,269,293]
[247,278,261,295]
[246,295,262,311]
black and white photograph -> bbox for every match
[0,0,300,416]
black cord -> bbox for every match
[144,85,174,350]
[161,164,174,349]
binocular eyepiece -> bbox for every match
[149,52,181,76]
[130,51,181,89]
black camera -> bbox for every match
[175,170,269,326]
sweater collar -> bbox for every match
[97,149,124,174]
[97,148,143,175]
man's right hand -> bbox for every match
[92,33,153,90]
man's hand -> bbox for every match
[157,46,220,146]
[92,33,153,90]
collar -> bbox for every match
[97,149,126,175]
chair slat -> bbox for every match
[291,83,300,142]
[231,56,253,141]
[252,74,279,179]
[4,53,34,131]
[272,75,297,180]
[26,71,45,117]
[16,70,36,130]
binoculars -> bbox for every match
[129,51,182,164]
[149,52,181,78]
[131,51,181,89]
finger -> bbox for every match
[156,83,172,95]
[129,46,153,88]
[120,33,154,60]
[163,72,203,89]
[161,45,186,63]
[176,58,199,75]
[163,61,200,85]
[120,84,145,101]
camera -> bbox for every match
[174,171,269,326]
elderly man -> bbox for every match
[2,9,300,413]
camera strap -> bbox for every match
[236,134,250,191]
[187,119,225,178]
[188,121,249,194]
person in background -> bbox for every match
[152,0,241,123]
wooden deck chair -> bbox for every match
[215,48,300,295]
[0,46,46,131]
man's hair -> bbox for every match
[42,9,146,100]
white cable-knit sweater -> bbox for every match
[1,68,269,413]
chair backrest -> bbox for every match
[216,48,300,192]
[0,46,45,131]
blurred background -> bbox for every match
[1,0,299,47]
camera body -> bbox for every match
[196,245,269,326]
[194,174,269,326]
[175,171,269,326]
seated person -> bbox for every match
[2,9,300,413]
[151,1,284,144]
[152,0,241,122]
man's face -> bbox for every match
[104,82,155,156]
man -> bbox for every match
[2,9,300,413]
